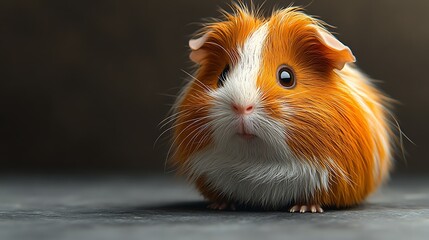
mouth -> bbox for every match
[236,119,257,140]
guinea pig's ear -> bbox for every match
[314,27,356,70]
[189,33,209,64]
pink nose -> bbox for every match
[232,104,254,115]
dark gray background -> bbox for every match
[0,0,427,175]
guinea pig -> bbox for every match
[169,4,394,213]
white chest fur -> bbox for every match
[186,146,330,209]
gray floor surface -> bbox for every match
[0,174,428,240]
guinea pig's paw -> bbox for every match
[289,204,324,213]
[207,202,236,211]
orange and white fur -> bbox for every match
[170,5,393,213]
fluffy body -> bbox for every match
[171,5,393,210]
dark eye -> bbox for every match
[218,65,230,87]
[277,65,295,89]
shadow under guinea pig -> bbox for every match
[138,201,359,213]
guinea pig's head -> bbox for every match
[172,6,358,169]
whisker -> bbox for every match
[181,69,211,92]
[158,109,191,128]
[205,41,238,64]
[165,116,211,162]
[174,122,210,160]
[155,114,209,148]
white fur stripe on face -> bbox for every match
[221,23,269,107]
